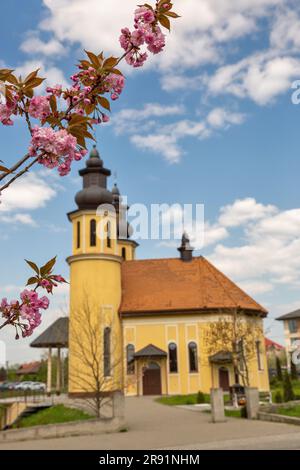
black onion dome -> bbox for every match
[75,145,114,210]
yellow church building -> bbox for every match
[32,146,270,397]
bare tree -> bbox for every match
[69,299,123,418]
[204,309,263,387]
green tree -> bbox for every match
[283,372,295,403]
[0,367,7,381]
[276,356,283,381]
[290,355,298,381]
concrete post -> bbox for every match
[210,388,226,423]
[47,347,52,396]
[112,390,125,419]
[245,387,259,419]
[56,347,61,395]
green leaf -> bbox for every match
[159,15,171,31]
[25,259,40,275]
[26,277,38,286]
[103,57,119,69]
[98,96,111,111]
[49,95,57,114]
[164,11,180,18]
[85,50,100,68]
[40,257,57,277]
[24,69,39,84]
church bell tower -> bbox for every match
[67,145,136,397]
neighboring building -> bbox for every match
[265,338,284,354]
[16,361,41,378]
[264,338,285,375]
[277,309,300,370]
[33,146,270,396]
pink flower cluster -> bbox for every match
[105,73,125,101]
[0,290,49,338]
[29,126,87,176]
[46,84,63,97]
[120,6,166,67]
[39,275,66,294]
[0,100,17,126]
[28,96,51,121]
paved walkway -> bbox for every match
[0,397,299,450]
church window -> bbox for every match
[188,342,198,372]
[126,344,135,375]
[168,342,178,373]
[90,219,97,247]
[122,247,126,260]
[106,222,111,248]
[76,221,80,249]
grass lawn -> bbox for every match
[275,405,300,418]
[156,393,230,406]
[14,405,93,429]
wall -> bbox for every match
[123,313,270,396]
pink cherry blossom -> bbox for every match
[134,6,155,24]
[30,126,79,176]
[28,96,51,120]
[0,101,16,126]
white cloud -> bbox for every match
[20,32,66,57]
[270,7,300,50]
[0,172,56,213]
[0,213,37,226]
[129,107,244,163]
[237,280,274,295]
[113,103,185,135]
[131,133,182,164]
[206,107,246,128]
[208,52,300,105]
[219,197,277,227]
[207,198,300,293]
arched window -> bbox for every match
[76,221,80,249]
[188,342,198,372]
[90,219,96,247]
[103,327,111,377]
[168,342,178,373]
[126,344,135,375]
[122,247,126,260]
[106,222,111,248]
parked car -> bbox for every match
[0,381,10,391]
[31,382,46,391]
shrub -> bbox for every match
[269,377,278,387]
[185,397,194,405]
[283,373,295,403]
[241,406,248,418]
[274,391,283,403]
[196,391,206,404]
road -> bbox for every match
[0,397,299,450]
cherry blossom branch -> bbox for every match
[0,156,39,191]
[0,1,179,185]
[0,153,31,181]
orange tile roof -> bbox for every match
[120,256,267,316]
[16,361,41,375]
[265,338,284,351]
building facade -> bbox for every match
[63,146,270,397]
[277,310,300,371]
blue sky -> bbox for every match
[1,0,300,363]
